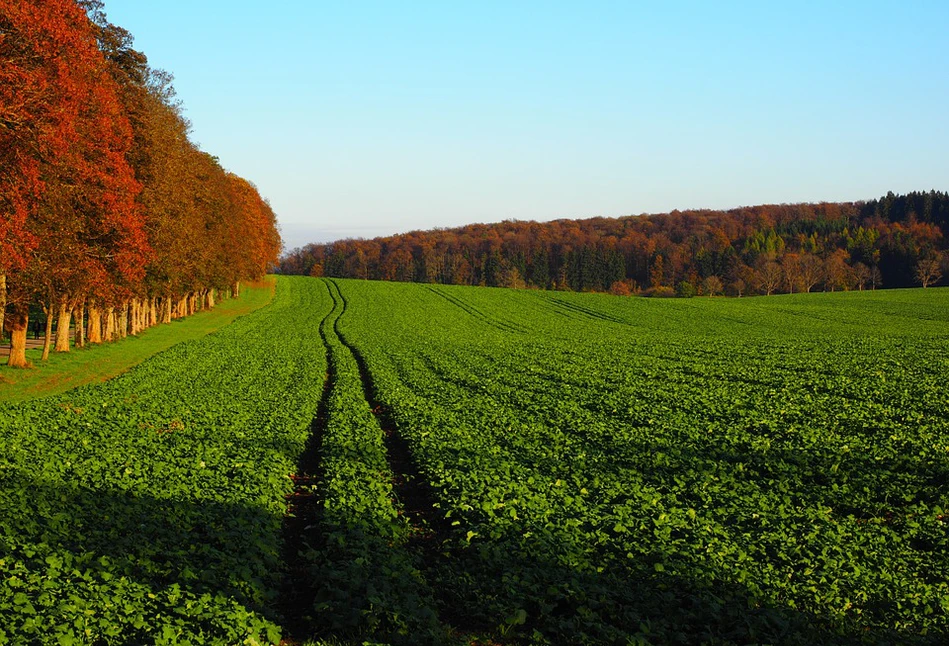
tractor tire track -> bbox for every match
[325,280,501,641]
[537,292,633,326]
[427,285,527,334]
[327,279,449,545]
[277,293,338,643]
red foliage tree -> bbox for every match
[2,2,280,365]
[0,0,136,365]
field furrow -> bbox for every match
[2,277,948,645]
[278,296,336,642]
[0,276,331,644]
[297,279,445,644]
[332,278,949,645]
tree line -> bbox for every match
[280,191,947,296]
[1,0,281,367]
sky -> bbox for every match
[102,1,949,252]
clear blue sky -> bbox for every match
[104,1,949,251]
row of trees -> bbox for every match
[280,191,948,295]
[1,1,281,366]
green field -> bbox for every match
[1,277,947,644]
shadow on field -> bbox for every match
[410,426,949,646]
[286,502,947,646]
[340,409,948,644]
[277,415,949,646]
[0,474,283,642]
[422,524,946,646]
[10,442,935,644]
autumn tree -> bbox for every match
[701,275,723,297]
[750,258,783,296]
[1,1,281,365]
[852,262,870,291]
[1,0,85,364]
[915,254,944,288]
[870,265,883,290]
[727,278,746,297]
[823,249,853,292]
[649,254,665,289]
[781,253,802,294]
[797,253,824,293]
[1,0,145,366]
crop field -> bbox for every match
[1,277,948,644]
[0,278,330,644]
[332,281,949,645]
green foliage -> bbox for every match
[332,280,949,644]
[675,280,697,298]
[4,276,949,644]
[0,277,330,644]
[302,280,444,644]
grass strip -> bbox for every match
[0,279,275,403]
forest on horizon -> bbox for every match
[280,190,949,296]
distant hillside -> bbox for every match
[279,191,949,295]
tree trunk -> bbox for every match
[128,299,136,336]
[6,306,29,368]
[41,305,53,361]
[75,300,85,348]
[119,301,129,339]
[163,297,172,323]
[55,300,72,352]
[232,281,240,298]
[207,289,216,309]
[0,272,6,344]
[87,303,102,344]
[104,307,115,342]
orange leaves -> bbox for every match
[1,0,280,318]
[223,173,281,281]
[1,0,141,284]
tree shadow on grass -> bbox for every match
[0,474,284,644]
[5,436,942,644]
[416,428,949,646]
[328,404,949,645]
[285,498,948,646]
[425,523,947,646]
